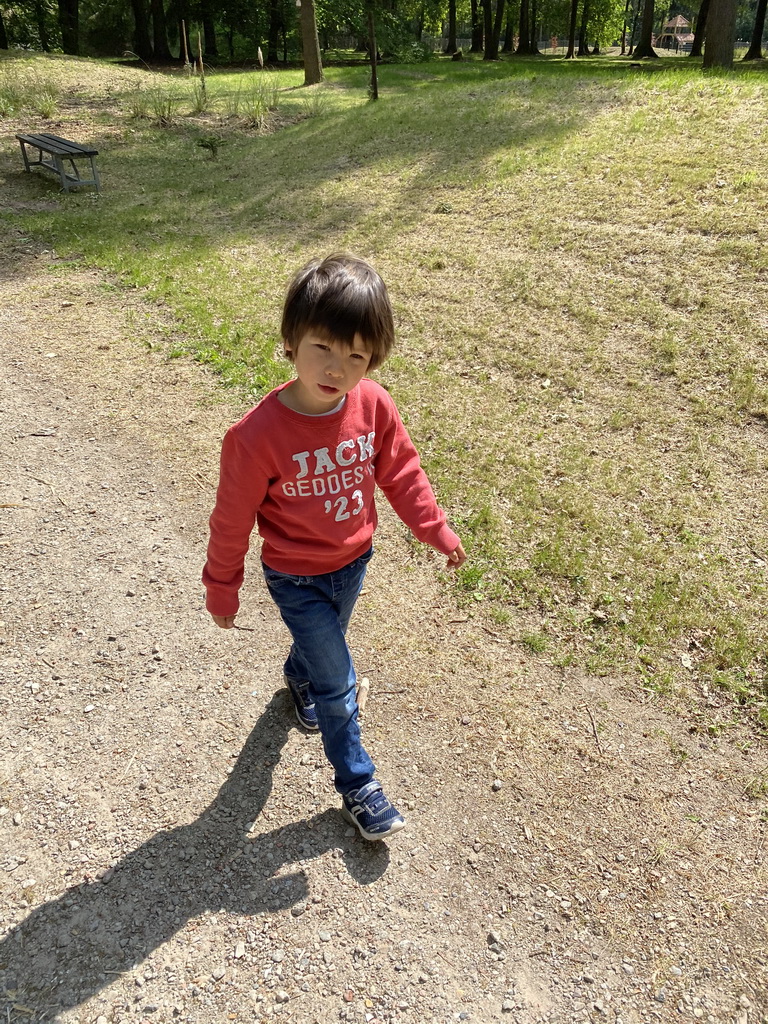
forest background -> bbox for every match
[1,0,768,75]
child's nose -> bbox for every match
[326,356,343,378]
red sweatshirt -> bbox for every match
[203,378,461,617]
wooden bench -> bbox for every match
[16,133,101,193]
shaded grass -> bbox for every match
[2,52,768,722]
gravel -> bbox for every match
[0,234,766,1023]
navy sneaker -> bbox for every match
[341,781,406,841]
[284,675,318,731]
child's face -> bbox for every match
[285,332,373,414]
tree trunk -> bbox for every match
[299,0,323,84]
[632,0,658,57]
[268,0,281,61]
[483,0,504,57]
[483,0,494,57]
[530,0,540,52]
[470,0,483,51]
[150,0,171,59]
[0,8,8,49]
[57,0,79,54]
[201,0,218,56]
[702,0,737,66]
[501,4,514,50]
[628,0,640,51]
[620,0,631,52]
[690,0,709,55]
[592,39,600,52]
[517,0,531,52]
[566,0,579,57]
[742,0,767,58]
[577,0,590,53]
[445,0,457,52]
[368,5,378,98]
[34,0,52,50]
[129,0,153,59]
[494,0,506,50]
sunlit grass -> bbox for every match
[2,51,767,721]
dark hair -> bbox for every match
[281,253,395,371]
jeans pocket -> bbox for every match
[262,566,302,589]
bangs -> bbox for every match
[281,254,396,369]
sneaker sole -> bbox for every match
[294,706,319,732]
[340,801,406,841]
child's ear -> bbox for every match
[283,344,293,361]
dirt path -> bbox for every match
[1,230,767,1024]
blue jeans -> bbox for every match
[262,548,375,795]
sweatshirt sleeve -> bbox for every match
[373,392,461,556]
[202,425,269,617]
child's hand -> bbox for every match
[446,543,467,569]
[211,613,237,629]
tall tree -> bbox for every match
[517,0,531,52]
[577,0,590,53]
[35,0,52,50]
[201,0,218,56]
[501,2,514,49]
[483,0,505,57]
[566,0,579,56]
[702,0,737,65]
[150,0,171,59]
[298,0,323,84]
[0,7,8,47]
[268,0,281,61]
[470,0,483,50]
[620,0,631,51]
[129,0,153,58]
[530,0,540,51]
[690,0,709,55]
[445,0,457,52]
[632,0,658,56]
[57,0,78,53]
[742,0,767,59]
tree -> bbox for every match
[702,0,737,66]
[0,7,8,47]
[577,0,590,53]
[690,0,709,55]
[445,0,457,52]
[517,0,531,52]
[150,0,172,59]
[566,0,579,56]
[632,0,658,57]
[620,0,631,52]
[298,0,323,84]
[483,0,505,58]
[470,0,483,50]
[129,0,153,58]
[529,0,540,52]
[742,0,767,59]
[57,0,78,53]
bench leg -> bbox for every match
[53,155,70,193]
[18,140,32,173]
[89,155,101,193]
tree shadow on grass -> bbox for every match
[0,690,388,1021]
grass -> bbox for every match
[1,50,767,723]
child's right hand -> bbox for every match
[211,613,237,629]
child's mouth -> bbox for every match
[319,384,339,394]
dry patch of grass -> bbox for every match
[2,54,767,723]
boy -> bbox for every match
[203,254,466,841]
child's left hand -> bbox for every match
[446,543,467,569]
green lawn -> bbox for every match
[2,51,767,722]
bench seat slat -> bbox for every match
[16,133,99,157]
